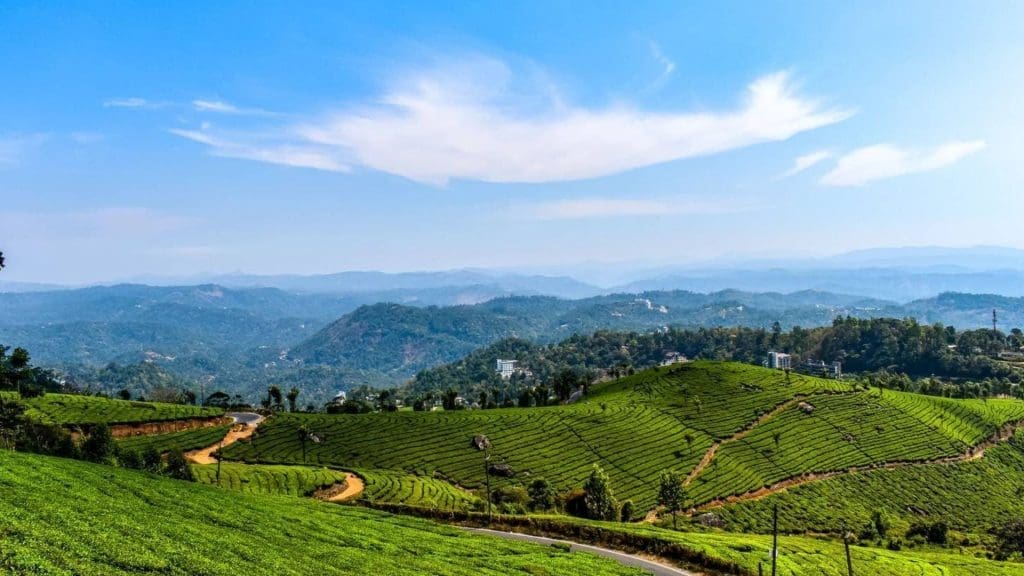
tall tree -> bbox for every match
[286,387,300,412]
[267,385,283,411]
[583,464,618,521]
[658,469,685,529]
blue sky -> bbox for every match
[2,1,1023,283]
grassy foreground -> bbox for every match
[0,450,644,576]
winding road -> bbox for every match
[463,528,695,576]
[185,412,264,465]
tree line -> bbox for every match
[406,317,1024,404]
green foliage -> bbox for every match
[658,469,685,529]
[619,500,635,522]
[192,462,346,497]
[80,423,115,462]
[116,425,232,454]
[993,518,1024,560]
[223,361,1024,511]
[712,430,1024,537]
[527,478,556,511]
[20,393,223,425]
[164,447,193,480]
[583,464,618,521]
[357,469,482,511]
[0,450,640,575]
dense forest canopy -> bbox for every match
[406,317,1024,405]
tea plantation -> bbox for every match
[117,424,232,454]
[16,392,223,425]
[192,462,347,497]
[528,517,1024,576]
[0,450,645,576]
[222,361,1024,510]
[357,468,482,510]
[711,429,1024,536]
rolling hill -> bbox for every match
[222,361,1024,515]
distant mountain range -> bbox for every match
[6,281,1024,406]
[5,245,1024,404]
[6,245,1024,302]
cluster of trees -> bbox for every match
[408,318,1024,403]
[483,465,633,522]
[259,385,308,412]
[0,398,192,480]
[0,346,63,398]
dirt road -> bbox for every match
[185,412,264,465]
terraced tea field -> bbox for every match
[223,362,1024,512]
[357,468,482,510]
[117,425,233,454]
[192,462,347,497]
[19,393,223,425]
[713,430,1024,535]
[687,389,1024,505]
[0,450,645,576]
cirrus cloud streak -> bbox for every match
[168,59,851,185]
[820,140,986,186]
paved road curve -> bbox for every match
[463,528,695,576]
[226,412,264,427]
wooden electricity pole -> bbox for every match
[484,450,492,522]
[215,436,224,485]
[843,522,854,576]
[771,504,778,576]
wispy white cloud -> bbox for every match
[777,149,833,179]
[527,197,751,220]
[70,131,105,144]
[820,140,986,186]
[645,41,677,92]
[191,99,278,117]
[0,133,49,165]
[169,128,348,172]
[168,57,851,185]
[103,97,163,109]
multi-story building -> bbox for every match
[496,358,518,379]
[767,351,792,370]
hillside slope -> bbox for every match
[224,362,1024,510]
[0,450,643,576]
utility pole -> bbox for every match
[216,436,224,485]
[842,522,854,576]
[771,504,778,576]
[484,450,492,522]
[994,309,999,334]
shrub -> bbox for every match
[164,447,194,481]
[620,500,635,522]
[527,478,556,511]
[142,446,163,472]
[583,464,618,521]
[120,449,143,469]
[80,424,115,463]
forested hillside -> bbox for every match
[6,282,1024,405]
[408,317,1024,401]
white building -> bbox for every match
[767,351,792,370]
[496,359,518,379]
